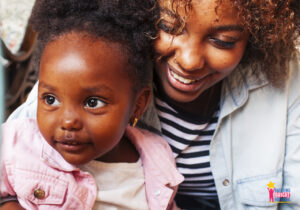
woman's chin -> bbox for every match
[162,83,204,104]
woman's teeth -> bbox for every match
[170,70,198,84]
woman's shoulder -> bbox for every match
[286,52,300,106]
[224,54,299,96]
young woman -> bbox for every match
[140,0,300,209]
[6,0,300,209]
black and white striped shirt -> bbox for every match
[155,96,219,199]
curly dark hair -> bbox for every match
[29,0,159,91]
[164,0,299,87]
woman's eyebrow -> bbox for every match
[212,25,244,32]
[160,8,177,18]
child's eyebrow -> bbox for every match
[39,82,56,92]
[39,82,113,93]
[81,85,113,93]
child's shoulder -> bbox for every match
[1,118,42,158]
[127,126,171,150]
[126,126,184,192]
[126,126,175,164]
[3,118,39,131]
[2,118,40,141]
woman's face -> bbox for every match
[155,0,249,103]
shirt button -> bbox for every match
[223,179,230,186]
[34,188,45,199]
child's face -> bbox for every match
[155,0,249,103]
[37,32,137,165]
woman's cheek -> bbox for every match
[206,49,243,74]
[154,32,174,55]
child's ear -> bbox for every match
[131,87,152,122]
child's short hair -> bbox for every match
[30,0,159,91]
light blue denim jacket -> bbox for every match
[140,55,300,210]
[8,55,300,209]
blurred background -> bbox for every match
[1,44,3,123]
[0,0,37,120]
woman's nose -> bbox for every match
[60,108,83,131]
[174,39,205,72]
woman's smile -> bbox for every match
[155,0,249,103]
[166,63,211,93]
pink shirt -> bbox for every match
[0,119,183,210]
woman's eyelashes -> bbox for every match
[158,20,181,35]
[158,9,183,35]
[209,37,237,49]
[158,19,238,49]
[84,97,106,109]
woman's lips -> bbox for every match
[166,65,209,92]
[170,70,200,84]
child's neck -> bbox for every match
[95,136,139,163]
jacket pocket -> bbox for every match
[12,168,67,205]
[237,170,282,207]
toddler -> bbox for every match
[0,0,183,209]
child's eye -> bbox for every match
[43,95,60,106]
[209,38,236,49]
[84,97,106,109]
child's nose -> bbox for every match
[60,108,83,131]
[61,118,82,131]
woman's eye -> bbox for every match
[85,98,105,109]
[209,38,236,49]
[158,21,175,34]
[158,20,182,35]
[43,95,60,106]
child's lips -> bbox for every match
[54,138,92,153]
[56,139,88,145]
[55,131,90,144]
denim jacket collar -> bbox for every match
[140,64,269,133]
[220,64,269,119]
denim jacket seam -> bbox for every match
[237,168,283,184]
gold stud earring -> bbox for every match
[132,118,138,127]
[174,57,178,64]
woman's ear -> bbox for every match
[131,87,152,121]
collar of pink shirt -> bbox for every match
[41,123,183,210]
